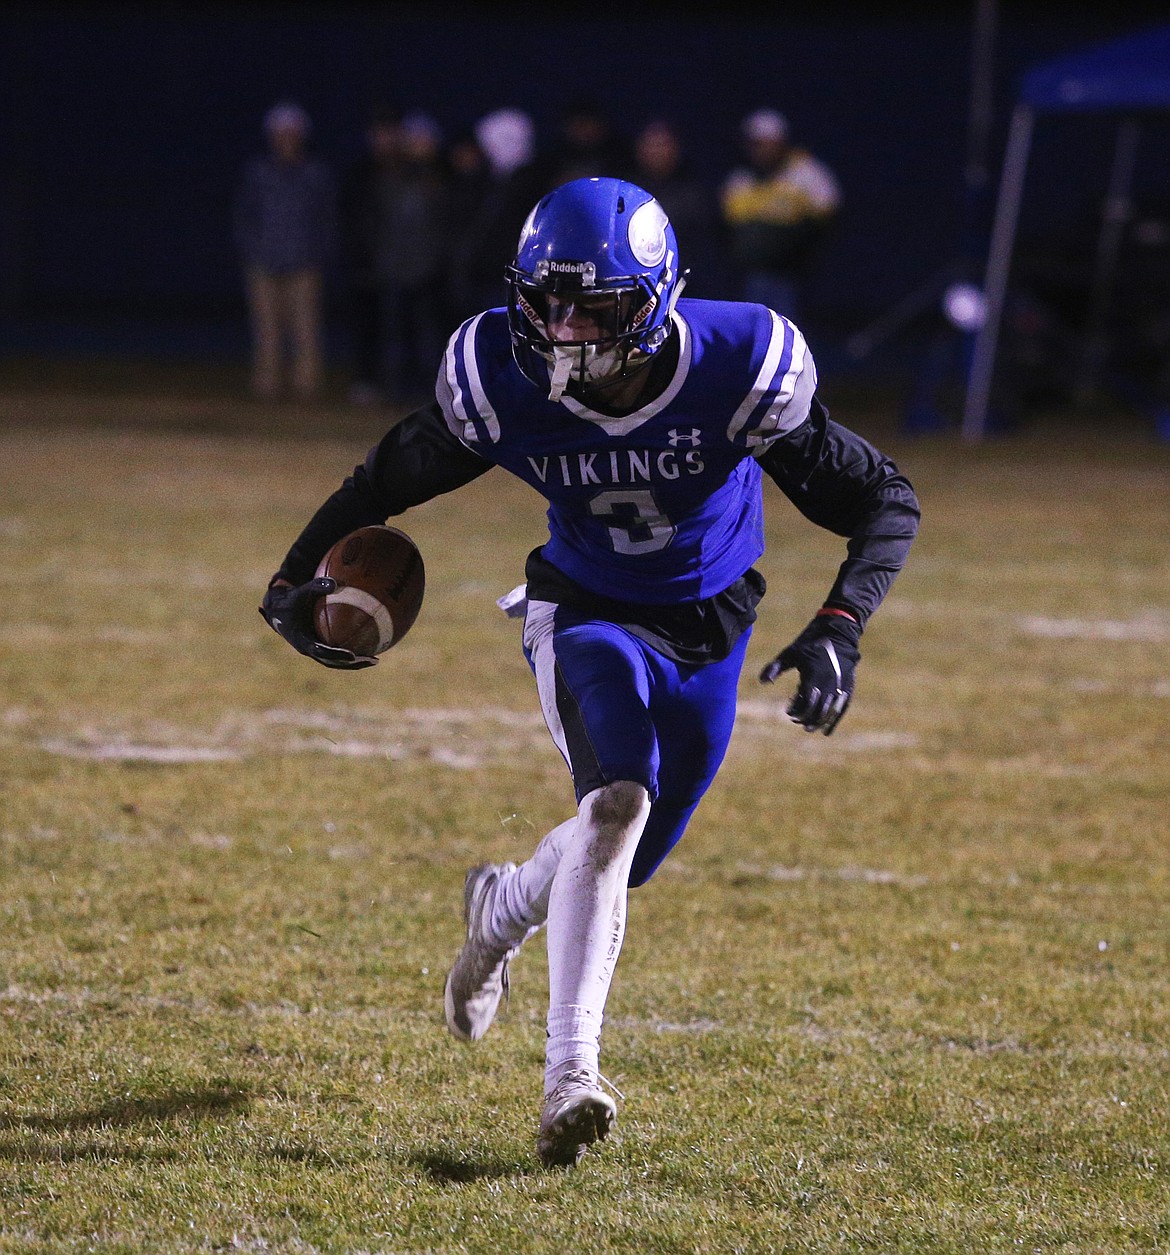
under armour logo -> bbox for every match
[667,427,702,447]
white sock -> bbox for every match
[487,817,576,947]
[545,1004,603,1091]
[544,783,650,1089]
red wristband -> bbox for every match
[815,606,859,623]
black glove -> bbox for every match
[760,613,861,735]
[259,577,378,670]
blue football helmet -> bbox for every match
[506,177,685,401]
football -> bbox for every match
[314,525,425,656]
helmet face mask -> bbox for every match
[515,285,648,347]
[506,178,683,402]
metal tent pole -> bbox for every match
[962,103,1035,443]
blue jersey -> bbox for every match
[436,298,818,604]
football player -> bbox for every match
[261,177,920,1168]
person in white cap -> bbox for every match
[233,102,336,400]
[449,108,545,321]
[720,108,840,322]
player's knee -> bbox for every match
[586,779,651,830]
[580,780,651,872]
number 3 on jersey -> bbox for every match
[589,489,676,555]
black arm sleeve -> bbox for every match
[757,395,920,628]
[275,402,493,585]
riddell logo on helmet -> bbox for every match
[535,260,597,286]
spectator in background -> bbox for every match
[540,96,632,190]
[339,104,403,406]
[445,129,492,323]
[233,102,336,400]
[374,111,451,404]
[447,129,491,237]
[720,108,840,322]
[632,119,726,298]
[449,108,543,322]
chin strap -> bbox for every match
[547,350,575,402]
[664,272,688,321]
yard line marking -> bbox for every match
[428,747,482,769]
[735,861,931,889]
[0,624,254,646]
[607,1015,724,1035]
[1068,678,1170,695]
[40,738,241,763]
[1020,613,1170,641]
[34,705,553,766]
[281,736,410,759]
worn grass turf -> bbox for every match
[1,387,1169,1252]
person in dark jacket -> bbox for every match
[234,102,336,400]
[632,119,727,299]
[339,106,403,405]
[448,108,545,323]
[538,95,633,191]
[373,112,452,405]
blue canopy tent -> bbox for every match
[962,24,1170,440]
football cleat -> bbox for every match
[536,1068,618,1168]
[443,862,519,1042]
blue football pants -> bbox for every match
[523,600,750,886]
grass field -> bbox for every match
[2,377,1169,1253]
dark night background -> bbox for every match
[1,1,1168,384]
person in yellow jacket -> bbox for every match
[721,108,840,321]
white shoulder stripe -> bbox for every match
[727,311,817,448]
[461,314,500,442]
[442,321,469,422]
[727,310,790,443]
[440,324,472,439]
[758,321,817,444]
[440,313,501,444]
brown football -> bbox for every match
[313,525,425,656]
